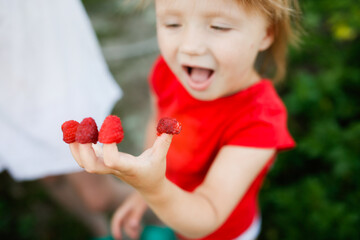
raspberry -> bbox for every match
[75,117,98,144]
[157,117,182,136]
[61,120,80,144]
[99,115,124,144]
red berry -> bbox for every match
[61,120,80,144]
[75,117,98,144]
[99,115,124,144]
[157,117,182,136]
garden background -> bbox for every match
[0,0,359,239]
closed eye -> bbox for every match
[165,23,181,28]
[211,25,231,31]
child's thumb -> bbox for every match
[152,134,173,159]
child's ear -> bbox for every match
[259,25,274,51]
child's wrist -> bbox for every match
[140,178,170,203]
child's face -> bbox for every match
[155,0,274,101]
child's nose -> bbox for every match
[179,27,206,56]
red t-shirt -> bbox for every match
[149,56,295,240]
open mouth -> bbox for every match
[183,66,214,91]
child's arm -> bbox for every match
[141,145,275,238]
[71,136,274,238]
[70,92,275,239]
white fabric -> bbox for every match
[233,215,261,240]
[0,0,122,181]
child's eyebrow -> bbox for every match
[156,3,243,23]
[203,10,226,18]
[203,10,242,23]
[156,8,181,17]
[157,9,240,22]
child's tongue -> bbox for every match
[190,68,211,82]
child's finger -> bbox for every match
[102,143,135,172]
[124,219,141,240]
[111,204,129,240]
[152,134,173,160]
[92,143,103,158]
[124,206,145,239]
[78,143,109,174]
[69,143,83,168]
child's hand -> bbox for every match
[69,134,173,193]
[111,191,148,240]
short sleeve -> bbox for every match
[222,105,295,151]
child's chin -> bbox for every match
[187,88,218,101]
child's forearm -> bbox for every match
[139,179,221,239]
[140,102,220,237]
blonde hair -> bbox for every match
[239,0,302,81]
[138,0,301,81]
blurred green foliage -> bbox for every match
[259,0,360,239]
[1,0,359,239]
[0,172,90,239]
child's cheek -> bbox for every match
[158,33,176,58]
